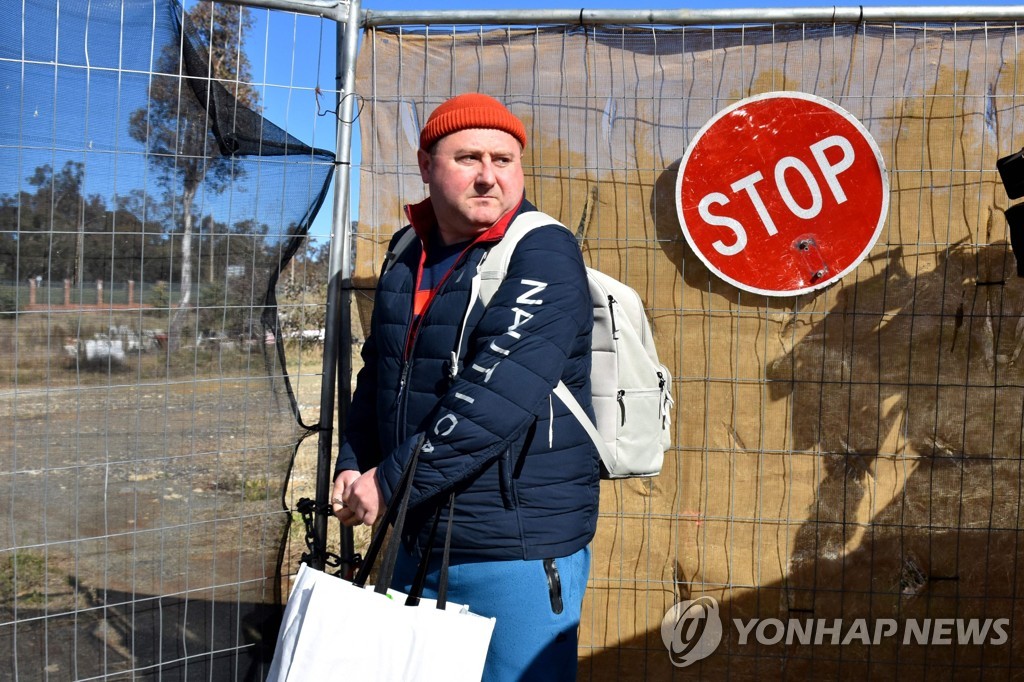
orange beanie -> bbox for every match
[419,93,527,151]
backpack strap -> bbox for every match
[381,212,608,462]
[475,211,609,463]
[461,211,562,377]
[552,380,613,470]
[477,211,571,306]
[382,227,420,276]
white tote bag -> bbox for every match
[269,439,495,681]
[266,562,321,680]
[271,564,495,681]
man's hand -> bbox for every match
[338,468,384,527]
[331,470,360,521]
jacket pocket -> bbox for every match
[498,447,518,510]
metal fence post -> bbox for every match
[311,0,362,571]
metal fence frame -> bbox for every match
[314,4,1024,676]
[248,0,1024,583]
[10,0,1024,676]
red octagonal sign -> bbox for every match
[676,92,889,296]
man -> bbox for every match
[332,93,599,681]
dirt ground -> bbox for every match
[0,314,368,678]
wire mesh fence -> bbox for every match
[355,14,1024,680]
[1,0,337,677]
[7,0,1024,678]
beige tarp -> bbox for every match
[354,21,1024,677]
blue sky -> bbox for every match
[229,0,1024,238]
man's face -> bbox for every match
[418,127,525,244]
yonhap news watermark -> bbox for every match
[661,596,1010,667]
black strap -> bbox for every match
[351,434,422,590]
[436,494,456,610]
[374,467,416,596]
[349,436,457,611]
[405,494,456,608]
[406,499,443,607]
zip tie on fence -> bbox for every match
[315,90,365,125]
[828,5,862,24]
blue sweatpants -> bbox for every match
[392,545,591,682]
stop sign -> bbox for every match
[675,92,889,296]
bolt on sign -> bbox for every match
[675,92,889,297]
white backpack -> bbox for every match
[383,211,674,478]
[477,212,674,479]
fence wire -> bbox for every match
[355,16,1024,680]
[7,0,1024,679]
[1,0,336,678]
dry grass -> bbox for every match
[274,342,373,584]
[2,309,371,604]
[0,310,262,388]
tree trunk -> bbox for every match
[209,221,215,284]
[168,183,197,351]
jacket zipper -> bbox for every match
[395,244,483,443]
[395,360,412,443]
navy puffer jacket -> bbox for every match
[335,198,599,561]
